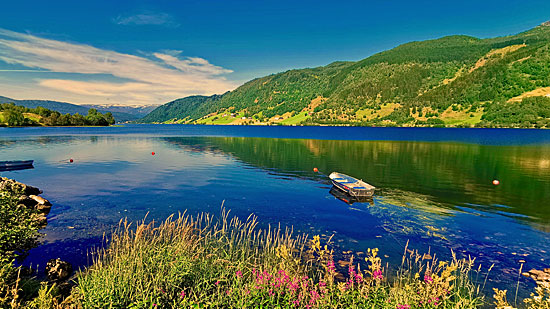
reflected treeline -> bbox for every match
[162,136,550,227]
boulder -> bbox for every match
[29,195,51,206]
[45,259,72,281]
[18,195,38,208]
[23,184,42,196]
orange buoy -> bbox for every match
[69,159,73,163]
[152,152,155,156]
[492,179,500,185]
[313,168,319,173]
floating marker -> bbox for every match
[493,179,500,185]
[152,152,155,156]
[69,159,73,163]
[313,167,319,172]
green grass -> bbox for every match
[442,111,484,126]
[280,111,310,125]
[59,209,491,308]
[198,113,242,124]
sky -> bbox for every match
[0,0,549,106]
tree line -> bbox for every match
[0,103,115,127]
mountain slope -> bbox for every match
[0,96,89,115]
[142,22,550,128]
[0,96,148,122]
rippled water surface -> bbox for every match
[1,125,549,294]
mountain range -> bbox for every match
[0,96,157,122]
[139,22,550,128]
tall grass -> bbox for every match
[62,209,492,308]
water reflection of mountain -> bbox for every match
[162,137,550,227]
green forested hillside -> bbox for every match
[141,23,550,128]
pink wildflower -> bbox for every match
[236,270,243,278]
[310,290,321,304]
[180,290,186,299]
[396,305,411,309]
[327,260,336,272]
[215,280,220,286]
[424,274,433,284]
[373,270,383,280]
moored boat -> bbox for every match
[0,160,34,171]
[329,172,375,197]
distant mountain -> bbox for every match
[83,104,158,118]
[0,96,158,122]
[141,22,550,128]
[0,96,89,115]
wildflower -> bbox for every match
[327,260,336,272]
[236,270,243,278]
[180,290,186,299]
[310,290,321,304]
[215,280,220,286]
[373,270,383,280]
[424,274,433,284]
[153,304,157,308]
[396,305,410,309]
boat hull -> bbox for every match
[0,160,34,172]
[329,186,373,205]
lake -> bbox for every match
[1,124,549,295]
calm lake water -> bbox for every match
[1,125,550,295]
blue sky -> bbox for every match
[0,0,549,106]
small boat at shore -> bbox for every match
[329,172,375,197]
[0,160,34,172]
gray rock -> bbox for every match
[45,259,72,281]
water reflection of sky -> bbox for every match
[1,133,549,297]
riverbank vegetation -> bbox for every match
[0,103,115,127]
[0,181,43,307]
[4,209,540,308]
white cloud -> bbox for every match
[153,52,233,75]
[0,28,237,105]
[113,12,180,27]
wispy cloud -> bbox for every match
[0,28,236,105]
[113,11,180,27]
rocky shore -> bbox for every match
[0,176,73,282]
[523,268,550,289]
[0,176,52,226]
